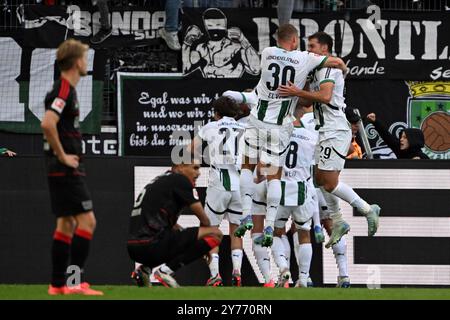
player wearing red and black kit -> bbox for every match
[44,78,92,216]
[42,39,102,296]
[128,169,222,287]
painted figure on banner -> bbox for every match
[182,8,260,78]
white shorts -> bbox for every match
[243,115,294,167]
[251,180,267,216]
[274,182,317,231]
[205,186,242,226]
[315,130,352,171]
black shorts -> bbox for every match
[127,227,199,269]
[47,175,93,217]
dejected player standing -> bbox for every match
[41,39,102,296]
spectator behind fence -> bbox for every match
[91,0,112,44]
[183,0,240,7]
[277,0,318,25]
[366,113,429,159]
[345,107,363,159]
[156,0,182,51]
[0,147,16,157]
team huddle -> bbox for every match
[128,25,381,288]
[40,25,381,295]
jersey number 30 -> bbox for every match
[266,63,296,91]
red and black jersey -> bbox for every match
[128,171,200,243]
[44,77,84,176]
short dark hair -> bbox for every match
[308,32,333,54]
[277,24,298,42]
[213,96,240,119]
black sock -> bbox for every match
[70,229,92,281]
[51,231,72,288]
[167,236,220,272]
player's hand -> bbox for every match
[59,154,79,169]
[184,25,203,46]
[200,220,211,227]
[366,113,376,123]
[278,81,302,97]
[228,27,243,43]
[5,150,16,157]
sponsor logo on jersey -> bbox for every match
[51,97,66,112]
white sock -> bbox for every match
[298,243,312,279]
[281,234,291,265]
[240,169,255,216]
[160,264,174,275]
[312,203,321,229]
[266,179,282,228]
[252,233,271,282]
[272,236,289,271]
[208,253,220,277]
[331,182,371,215]
[332,237,348,277]
[134,262,142,271]
[231,249,243,275]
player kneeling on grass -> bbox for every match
[190,97,246,287]
[128,163,222,288]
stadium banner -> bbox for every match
[181,8,450,80]
[0,33,105,134]
[133,164,450,286]
[117,73,449,159]
[22,5,166,48]
[14,5,450,81]
[0,126,118,156]
[2,156,448,286]
[117,72,258,156]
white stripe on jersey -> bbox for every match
[310,66,350,132]
[281,124,318,206]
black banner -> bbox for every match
[23,5,165,48]
[181,8,450,80]
[118,73,449,159]
[21,6,450,80]
[118,73,258,156]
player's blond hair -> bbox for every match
[277,24,298,42]
[56,39,89,71]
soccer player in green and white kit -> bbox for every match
[236,24,348,247]
[278,32,380,252]
[191,97,246,287]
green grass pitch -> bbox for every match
[1,285,450,300]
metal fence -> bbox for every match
[1,0,447,125]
